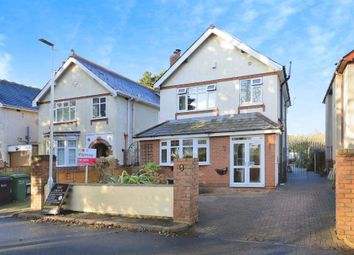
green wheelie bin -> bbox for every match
[11,174,30,201]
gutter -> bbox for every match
[0,104,39,113]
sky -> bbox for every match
[0,0,353,135]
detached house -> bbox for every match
[136,26,291,189]
[0,80,40,167]
[33,52,159,167]
[323,50,354,170]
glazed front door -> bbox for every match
[230,137,265,187]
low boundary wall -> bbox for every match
[63,184,173,218]
[32,156,199,224]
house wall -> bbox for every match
[325,92,334,167]
[164,35,275,86]
[37,63,158,164]
[327,63,354,160]
[159,34,281,123]
[0,107,38,164]
[344,64,354,148]
[140,133,277,189]
[133,102,159,135]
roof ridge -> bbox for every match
[72,54,158,93]
[0,79,40,91]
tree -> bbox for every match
[139,71,165,88]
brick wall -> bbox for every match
[173,158,199,224]
[336,149,354,248]
[265,134,276,189]
[140,135,276,189]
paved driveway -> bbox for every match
[191,168,349,253]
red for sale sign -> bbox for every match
[77,148,97,166]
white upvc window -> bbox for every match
[178,85,216,112]
[54,101,76,122]
[160,138,209,166]
[240,78,263,105]
[56,139,78,167]
[92,97,107,119]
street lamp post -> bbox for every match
[39,38,55,191]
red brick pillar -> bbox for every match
[173,158,199,224]
[336,149,354,248]
[30,155,51,210]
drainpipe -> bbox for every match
[279,62,292,183]
[132,101,136,137]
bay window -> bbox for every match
[160,138,209,165]
[54,101,76,122]
[56,139,78,167]
[178,85,216,112]
[240,78,263,105]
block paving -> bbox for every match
[191,168,352,254]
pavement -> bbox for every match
[0,168,351,254]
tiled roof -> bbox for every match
[0,80,40,110]
[73,55,160,108]
[135,113,280,138]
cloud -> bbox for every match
[0,52,11,79]
[97,36,116,66]
[0,34,11,79]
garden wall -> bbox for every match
[62,184,173,218]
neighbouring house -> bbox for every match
[323,49,354,171]
[135,25,291,189]
[0,80,40,167]
[32,52,159,168]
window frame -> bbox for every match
[177,85,217,112]
[159,138,210,166]
[54,100,76,123]
[239,78,263,106]
[92,96,107,119]
[55,139,78,167]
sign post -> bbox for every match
[77,148,97,184]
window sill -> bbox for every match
[54,121,78,126]
[56,165,78,168]
[91,117,108,125]
[160,162,210,167]
[175,108,218,118]
[238,104,265,113]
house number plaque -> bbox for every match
[179,164,185,172]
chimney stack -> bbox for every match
[169,49,181,66]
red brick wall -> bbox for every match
[140,135,277,189]
[265,134,276,189]
[336,149,354,247]
[31,155,51,210]
[140,138,229,187]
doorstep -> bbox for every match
[14,211,189,234]
[200,186,276,194]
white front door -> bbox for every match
[230,136,265,187]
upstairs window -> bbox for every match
[54,101,76,122]
[178,85,216,112]
[240,78,263,105]
[92,97,106,119]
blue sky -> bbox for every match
[0,0,353,135]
